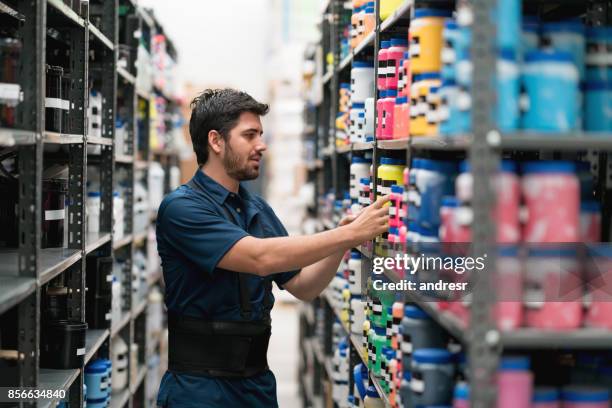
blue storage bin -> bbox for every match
[497,49,520,131]
[522,16,540,55]
[541,19,586,79]
[442,20,459,81]
[585,81,612,131]
[85,359,109,400]
[522,50,580,132]
[495,0,521,51]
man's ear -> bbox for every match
[208,130,224,155]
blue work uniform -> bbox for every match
[155,169,299,408]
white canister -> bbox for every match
[364,97,376,140]
[87,191,101,233]
[111,336,128,391]
[350,297,366,335]
[148,161,165,210]
[349,103,366,143]
[347,251,362,295]
[113,192,125,240]
[350,157,370,200]
[351,61,375,103]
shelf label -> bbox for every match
[76,347,86,356]
[44,209,65,221]
[45,97,63,109]
[0,83,21,104]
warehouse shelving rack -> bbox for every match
[0,1,177,407]
[300,0,612,407]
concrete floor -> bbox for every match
[269,290,301,408]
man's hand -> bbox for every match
[338,212,359,227]
[343,196,390,246]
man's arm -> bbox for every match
[217,196,389,277]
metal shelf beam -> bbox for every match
[38,368,80,408]
[0,277,36,315]
[87,136,113,146]
[85,231,111,254]
[89,24,114,50]
[0,129,38,146]
[47,0,86,27]
[85,329,110,364]
[117,67,136,85]
[43,132,84,144]
[112,234,133,250]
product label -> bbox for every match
[0,83,21,103]
[411,374,425,394]
[76,347,86,356]
[61,99,70,111]
[45,97,63,109]
[105,312,111,321]
[45,209,65,221]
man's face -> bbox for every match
[222,112,266,181]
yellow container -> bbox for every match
[380,0,404,21]
[409,9,451,74]
[377,157,405,200]
[410,73,441,136]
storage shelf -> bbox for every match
[85,329,109,364]
[39,368,80,408]
[138,7,155,28]
[40,248,83,285]
[0,1,25,21]
[380,0,413,32]
[337,144,351,154]
[353,141,375,151]
[87,136,113,146]
[0,277,36,315]
[109,388,130,408]
[89,23,114,50]
[498,132,612,151]
[322,70,333,85]
[338,53,352,72]
[86,231,112,254]
[113,234,133,250]
[356,244,372,259]
[47,0,86,27]
[354,31,375,56]
[43,131,84,144]
[130,365,147,394]
[111,311,131,337]
[117,66,136,85]
[502,328,612,349]
[136,88,151,100]
[378,138,409,150]
[115,154,134,164]
[132,298,147,319]
[370,374,392,407]
[0,128,37,146]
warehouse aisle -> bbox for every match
[269,290,301,408]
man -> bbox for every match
[156,89,388,407]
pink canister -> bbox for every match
[524,248,583,330]
[498,356,533,408]
[387,38,408,90]
[533,387,561,408]
[522,161,580,243]
[561,386,610,408]
[585,245,612,329]
[580,201,601,243]
[380,89,397,140]
[378,40,390,90]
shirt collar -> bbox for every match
[192,169,257,206]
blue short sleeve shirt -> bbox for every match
[155,169,299,407]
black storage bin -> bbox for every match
[45,284,69,321]
[86,257,113,329]
[0,182,18,247]
[41,179,67,248]
[40,320,87,369]
[45,65,63,133]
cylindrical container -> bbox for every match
[364,4,375,37]
[351,7,360,49]
[42,179,68,248]
[87,191,101,233]
[376,91,386,139]
[497,49,520,131]
[380,0,403,21]
[561,387,609,408]
[348,251,362,295]
[350,103,366,143]
[111,336,129,391]
[87,397,109,408]
[400,52,411,98]
[416,159,457,230]
[541,20,585,80]
[377,157,405,199]
[41,320,87,369]
[496,0,521,51]
[357,111,366,141]
[85,360,109,400]
[585,81,612,132]
[522,50,580,132]
[580,201,601,243]
[45,65,63,133]
[400,370,413,408]
[497,356,533,408]
[409,9,452,74]
[457,160,520,243]
[401,305,447,370]
[364,385,385,408]
[442,20,459,81]
[411,348,455,406]
[533,387,561,408]
[350,297,366,335]
[411,73,442,136]
[359,177,372,208]
[381,90,397,140]
[522,16,540,55]
[389,185,404,230]
[0,37,23,128]
[585,27,612,83]
[352,61,376,103]
[365,97,376,140]
[495,245,523,331]
[378,41,390,90]
[113,192,125,240]
[393,96,409,139]
[426,85,440,135]
[351,156,370,200]
[453,382,469,408]
[387,38,409,90]
[585,245,612,329]
[524,248,583,330]
[438,80,460,135]
[522,161,579,243]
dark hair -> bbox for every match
[189,88,269,165]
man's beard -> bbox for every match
[223,143,259,181]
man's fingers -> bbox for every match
[373,195,391,208]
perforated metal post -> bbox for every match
[467,0,501,406]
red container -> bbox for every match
[380,90,397,140]
[378,40,390,90]
[387,38,408,90]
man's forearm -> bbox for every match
[219,226,356,276]
[283,248,346,301]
